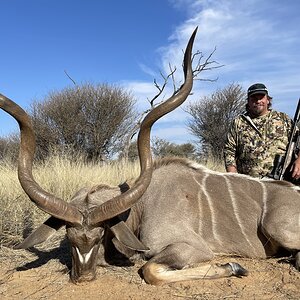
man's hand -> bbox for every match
[291,156,300,179]
[226,165,238,173]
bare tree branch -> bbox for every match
[64,70,77,86]
[192,48,224,82]
[122,47,223,161]
[149,66,176,107]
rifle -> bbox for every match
[269,98,300,181]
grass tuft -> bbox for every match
[0,155,140,246]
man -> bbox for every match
[224,83,300,179]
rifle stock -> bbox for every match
[269,98,300,180]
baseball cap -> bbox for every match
[247,83,268,97]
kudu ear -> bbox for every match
[14,216,65,249]
[110,221,149,252]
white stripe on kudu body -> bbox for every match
[202,172,222,242]
[224,176,257,255]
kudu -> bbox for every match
[1,28,300,285]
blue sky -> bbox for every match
[1,0,300,144]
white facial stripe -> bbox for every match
[85,247,93,262]
[76,247,84,264]
[75,246,94,264]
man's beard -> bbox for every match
[251,105,266,117]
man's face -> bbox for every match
[248,93,269,117]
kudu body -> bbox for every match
[1,28,300,285]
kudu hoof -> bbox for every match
[225,262,249,277]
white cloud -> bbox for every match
[138,63,157,78]
[125,0,300,144]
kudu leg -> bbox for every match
[262,207,300,267]
[141,243,247,285]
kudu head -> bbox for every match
[0,27,197,283]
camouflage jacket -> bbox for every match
[224,110,292,178]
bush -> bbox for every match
[30,83,137,161]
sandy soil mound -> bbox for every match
[0,237,299,300]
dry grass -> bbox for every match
[0,154,223,247]
[202,157,225,172]
[0,154,141,247]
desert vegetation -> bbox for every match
[0,154,141,247]
[0,152,224,248]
